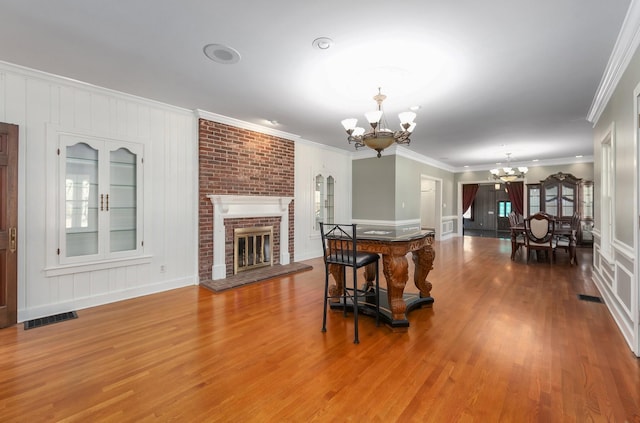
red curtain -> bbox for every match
[507,181,524,216]
[462,184,479,214]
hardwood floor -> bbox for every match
[0,237,638,421]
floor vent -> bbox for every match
[577,294,603,303]
[24,311,78,330]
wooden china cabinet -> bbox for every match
[527,172,593,245]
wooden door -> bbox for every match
[0,123,18,328]
[496,200,511,231]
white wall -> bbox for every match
[0,61,198,322]
[294,141,352,261]
[588,2,640,356]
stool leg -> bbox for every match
[322,264,329,332]
[352,266,359,344]
[342,266,347,317]
[375,260,380,327]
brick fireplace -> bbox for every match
[198,116,295,282]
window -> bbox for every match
[59,135,143,264]
[498,201,512,217]
[463,204,473,219]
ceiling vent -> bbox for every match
[203,44,241,64]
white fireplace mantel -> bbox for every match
[207,195,294,280]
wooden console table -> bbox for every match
[328,225,436,331]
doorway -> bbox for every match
[420,175,442,240]
[0,122,18,328]
[461,183,511,238]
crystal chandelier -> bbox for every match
[490,153,528,182]
[341,88,416,158]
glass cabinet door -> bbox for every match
[544,185,558,217]
[326,176,334,224]
[109,148,137,252]
[527,184,540,216]
[65,142,99,257]
[560,183,576,218]
[314,174,324,231]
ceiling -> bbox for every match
[0,1,632,170]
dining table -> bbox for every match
[510,221,577,265]
[327,224,436,331]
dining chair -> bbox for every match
[524,212,556,263]
[508,212,525,260]
[319,223,380,344]
[555,211,580,264]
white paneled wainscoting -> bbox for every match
[591,231,638,354]
[0,61,198,322]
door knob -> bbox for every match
[9,227,16,253]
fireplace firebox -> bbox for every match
[234,226,273,274]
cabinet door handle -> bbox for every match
[100,194,104,211]
[9,227,16,253]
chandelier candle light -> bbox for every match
[490,153,528,182]
[341,88,417,158]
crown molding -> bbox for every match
[587,1,640,124]
[453,155,594,173]
[350,144,458,173]
[0,60,194,116]
[195,109,301,141]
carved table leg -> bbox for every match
[382,254,409,322]
[328,263,344,302]
[412,245,435,299]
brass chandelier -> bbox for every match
[490,153,528,182]
[341,88,417,158]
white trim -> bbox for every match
[18,276,195,323]
[613,239,636,261]
[296,136,353,155]
[615,259,635,319]
[439,232,459,241]
[44,255,153,277]
[588,1,640,124]
[635,81,640,355]
[193,114,201,283]
[395,145,457,172]
[207,195,294,280]
[454,155,594,174]
[592,265,635,353]
[196,109,301,141]
[599,122,616,263]
[350,144,458,173]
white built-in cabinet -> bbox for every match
[58,134,143,264]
